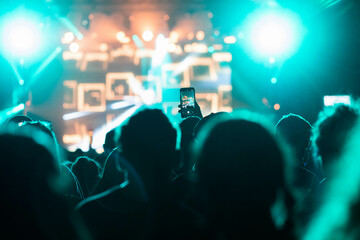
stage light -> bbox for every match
[1,18,43,58]
[152,34,168,67]
[116,31,126,42]
[110,101,135,110]
[169,31,179,43]
[62,32,75,44]
[69,42,79,53]
[63,111,92,121]
[196,31,205,41]
[142,30,153,42]
[243,8,304,61]
[224,36,237,44]
[271,77,277,84]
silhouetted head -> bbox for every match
[116,108,180,191]
[71,156,102,197]
[0,133,59,196]
[275,113,313,166]
[0,133,89,239]
[193,112,230,139]
[196,112,286,197]
[312,104,359,175]
[4,115,33,130]
[18,120,61,164]
[103,128,116,152]
[194,111,291,237]
[118,108,178,162]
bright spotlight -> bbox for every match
[69,42,79,53]
[243,8,305,61]
[142,30,153,42]
[1,18,43,58]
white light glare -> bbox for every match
[244,8,305,61]
[142,30,153,42]
[2,18,43,57]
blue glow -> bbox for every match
[0,16,43,58]
[132,34,144,49]
[271,77,277,84]
[243,8,305,62]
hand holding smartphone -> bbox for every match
[180,87,202,118]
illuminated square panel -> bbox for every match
[106,72,135,100]
[78,83,106,112]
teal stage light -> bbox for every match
[1,17,43,58]
[243,8,305,62]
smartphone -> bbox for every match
[180,87,195,118]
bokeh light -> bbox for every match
[69,42,79,53]
[116,31,126,42]
[196,31,205,41]
[62,32,75,44]
[142,30,153,42]
[274,103,280,110]
[224,36,237,44]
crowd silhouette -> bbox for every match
[1,100,360,240]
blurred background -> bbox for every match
[1,0,359,152]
